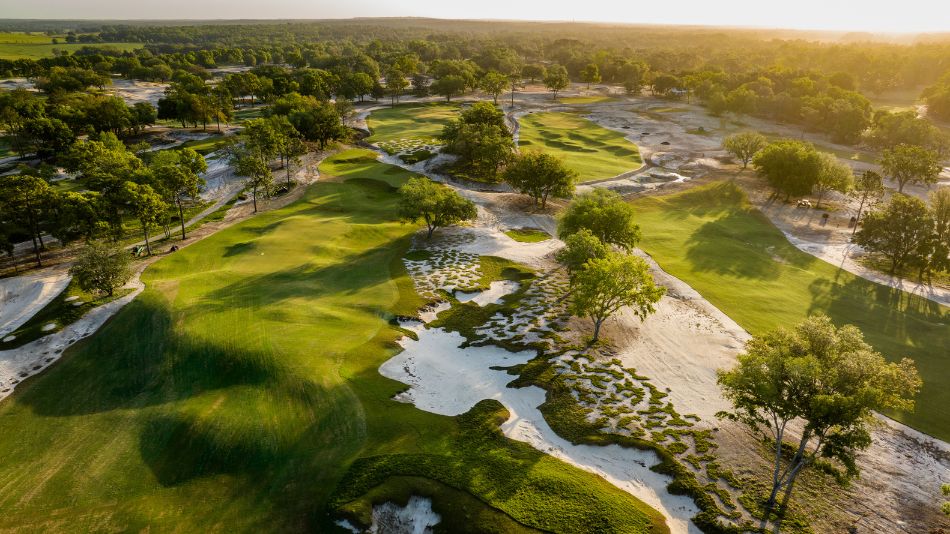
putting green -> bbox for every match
[633,181,950,441]
[518,112,642,182]
[366,103,458,155]
[0,148,666,533]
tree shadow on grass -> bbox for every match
[189,243,403,321]
[18,295,318,417]
[684,211,784,281]
[807,275,950,436]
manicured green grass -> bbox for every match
[177,134,230,155]
[0,148,666,533]
[0,42,143,60]
[505,227,551,243]
[632,181,950,440]
[365,102,459,148]
[559,95,617,104]
[0,32,53,44]
[518,112,642,182]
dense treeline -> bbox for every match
[3,19,950,94]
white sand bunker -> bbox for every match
[455,280,519,306]
[336,496,441,534]
[371,496,441,534]
[380,318,700,533]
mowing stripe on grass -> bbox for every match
[518,112,642,182]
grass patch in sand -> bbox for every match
[505,227,551,243]
[176,134,230,155]
[518,112,642,182]
[632,181,950,441]
[560,95,617,104]
[0,148,666,533]
[0,40,143,60]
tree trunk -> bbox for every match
[252,185,258,213]
[852,195,867,236]
[177,198,187,240]
[815,188,825,209]
[591,318,603,342]
[30,233,42,267]
[143,226,151,255]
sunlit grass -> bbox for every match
[633,181,950,440]
[518,112,642,182]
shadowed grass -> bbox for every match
[632,181,950,440]
[0,149,667,533]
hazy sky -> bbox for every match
[2,0,948,33]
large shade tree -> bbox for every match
[397,177,477,238]
[503,151,577,208]
[568,252,665,342]
[558,189,641,251]
[717,315,920,527]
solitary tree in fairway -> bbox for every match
[880,144,942,193]
[568,252,665,342]
[717,315,920,527]
[558,189,641,251]
[386,67,409,107]
[398,177,478,238]
[723,131,766,170]
[854,194,933,274]
[70,241,132,297]
[503,151,577,208]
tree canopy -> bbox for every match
[558,189,641,251]
[717,315,920,524]
[397,177,478,238]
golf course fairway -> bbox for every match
[633,181,950,441]
[518,112,643,182]
[0,149,666,533]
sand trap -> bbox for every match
[455,280,519,306]
[371,496,441,534]
[0,276,144,399]
[0,269,71,337]
[335,496,441,534]
[380,319,701,533]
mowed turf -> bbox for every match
[632,181,950,440]
[365,102,459,145]
[518,112,642,182]
[0,40,143,60]
[0,148,666,533]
